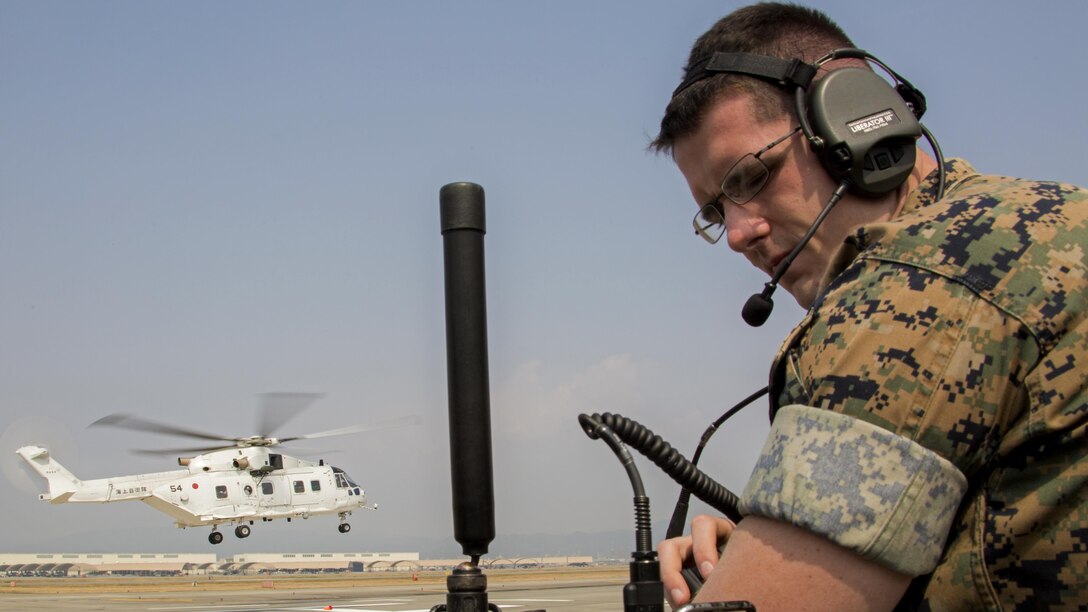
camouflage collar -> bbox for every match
[897,158,978,218]
[816,158,979,305]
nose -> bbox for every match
[723,203,770,253]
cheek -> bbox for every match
[775,170,840,231]
[777,142,838,195]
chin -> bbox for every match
[785,281,817,310]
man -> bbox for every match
[652,3,1087,611]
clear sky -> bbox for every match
[2,1,1086,557]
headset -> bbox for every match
[673,48,945,325]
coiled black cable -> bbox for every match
[582,412,743,523]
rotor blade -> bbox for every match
[90,413,237,443]
[278,415,422,443]
[131,445,236,457]
[287,447,344,458]
[257,392,325,437]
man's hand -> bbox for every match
[657,514,736,608]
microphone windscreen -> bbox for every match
[742,293,773,327]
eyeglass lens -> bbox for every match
[722,154,770,205]
[694,204,725,244]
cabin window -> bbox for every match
[293,480,305,493]
[261,482,274,495]
[310,480,321,492]
[243,485,253,495]
[215,485,228,499]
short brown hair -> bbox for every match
[650,2,854,155]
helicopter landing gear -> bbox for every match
[235,524,251,538]
[208,530,224,545]
[337,511,352,533]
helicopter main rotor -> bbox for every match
[91,393,419,457]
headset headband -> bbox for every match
[672,49,926,120]
[672,52,818,98]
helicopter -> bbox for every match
[15,394,417,545]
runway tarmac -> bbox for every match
[0,571,631,611]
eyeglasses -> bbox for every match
[692,126,801,245]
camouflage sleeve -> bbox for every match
[779,258,1036,477]
[739,404,968,577]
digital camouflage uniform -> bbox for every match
[738,159,1088,610]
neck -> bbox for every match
[893,148,939,217]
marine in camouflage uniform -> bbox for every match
[739,158,1088,609]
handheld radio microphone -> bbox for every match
[742,181,849,327]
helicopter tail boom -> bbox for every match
[16,445,81,503]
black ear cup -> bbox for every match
[801,67,921,196]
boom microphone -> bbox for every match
[742,181,850,327]
[741,284,776,328]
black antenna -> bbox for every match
[434,182,501,612]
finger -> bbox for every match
[657,535,694,608]
[690,514,735,578]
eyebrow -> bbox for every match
[759,149,789,174]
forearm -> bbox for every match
[695,516,910,611]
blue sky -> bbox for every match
[2,1,1086,556]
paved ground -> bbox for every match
[0,569,635,611]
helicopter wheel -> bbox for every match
[338,523,351,534]
[235,525,251,538]
[208,531,224,545]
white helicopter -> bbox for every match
[16,394,416,545]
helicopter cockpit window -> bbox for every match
[333,466,358,488]
[293,480,305,494]
[215,485,228,500]
[261,482,274,495]
[310,480,321,492]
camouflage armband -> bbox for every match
[739,404,967,577]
